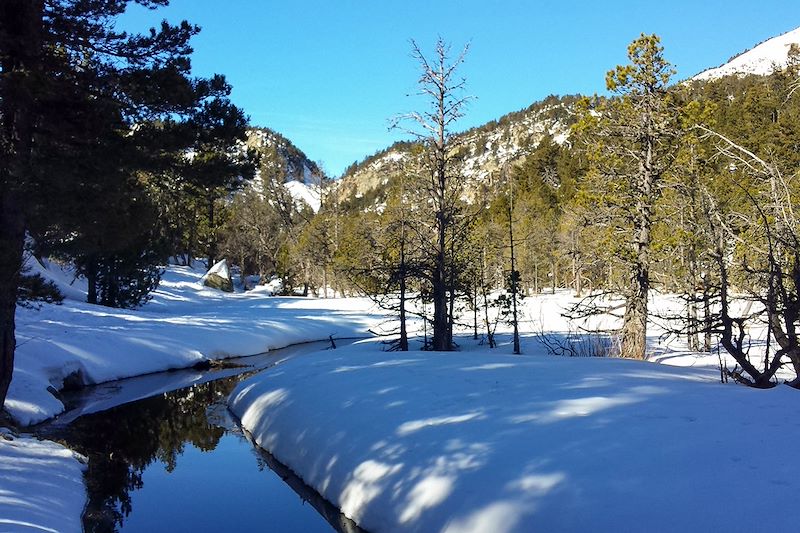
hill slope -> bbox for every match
[245,127,324,212]
[693,26,800,81]
[335,94,581,211]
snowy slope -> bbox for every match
[693,26,800,81]
[285,179,322,212]
[230,338,800,533]
[229,290,800,532]
[6,263,385,426]
[0,430,87,533]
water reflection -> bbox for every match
[58,379,234,531]
[44,353,363,532]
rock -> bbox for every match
[201,259,234,293]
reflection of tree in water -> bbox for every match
[58,378,238,532]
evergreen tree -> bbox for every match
[0,0,202,408]
[575,34,678,359]
[179,82,255,269]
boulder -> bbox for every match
[201,259,234,293]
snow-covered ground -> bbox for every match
[7,260,385,426]
[229,291,800,532]
[230,334,799,532]
[4,262,798,532]
[1,260,384,532]
[0,429,87,533]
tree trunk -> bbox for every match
[187,204,197,268]
[446,233,457,349]
[622,186,651,360]
[509,204,520,354]
[620,124,656,359]
[621,270,648,360]
[398,272,408,352]
[472,281,478,341]
[432,214,449,351]
[0,0,43,409]
[481,247,495,348]
[573,251,583,297]
[398,227,409,351]
[86,258,98,305]
[0,193,26,410]
[206,194,215,269]
[687,299,699,351]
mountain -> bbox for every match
[693,26,800,81]
[244,127,323,212]
[333,27,800,213]
[335,94,581,211]
[245,127,322,185]
[284,180,321,212]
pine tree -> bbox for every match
[0,0,201,408]
[575,34,678,359]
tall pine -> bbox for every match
[0,0,201,409]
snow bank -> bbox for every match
[230,339,800,532]
[6,264,384,426]
[0,430,86,533]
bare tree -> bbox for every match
[391,38,472,351]
[696,125,800,387]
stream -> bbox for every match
[37,341,363,533]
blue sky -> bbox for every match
[121,1,799,176]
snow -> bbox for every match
[693,26,800,81]
[230,292,800,532]
[7,254,800,532]
[0,430,86,533]
[6,261,384,426]
[199,258,231,284]
[23,253,87,302]
[285,180,322,212]
[231,338,800,532]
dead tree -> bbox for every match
[391,38,472,351]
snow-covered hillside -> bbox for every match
[693,26,800,81]
[245,128,322,184]
[284,180,321,212]
[243,128,325,212]
[336,95,579,209]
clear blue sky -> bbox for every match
[121,1,799,176]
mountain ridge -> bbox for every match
[330,27,800,213]
[334,94,581,211]
[693,26,800,81]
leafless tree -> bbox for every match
[391,38,472,351]
[696,125,800,387]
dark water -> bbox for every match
[40,342,363,533]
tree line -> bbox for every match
[286,35,800,388]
